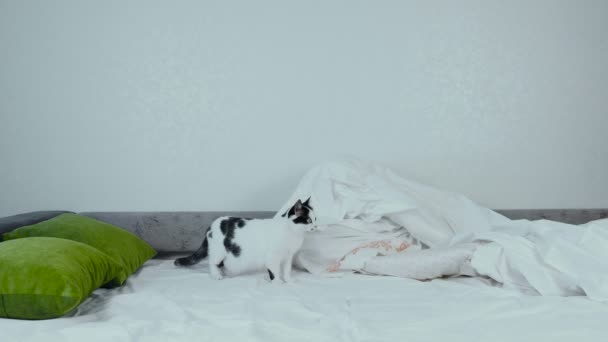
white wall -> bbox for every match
[1,0,607,216]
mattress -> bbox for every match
[2,258,606,342]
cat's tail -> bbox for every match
[174,227,210,266]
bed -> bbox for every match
[1,209,608,342]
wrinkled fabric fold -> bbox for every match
[277,158,608,300]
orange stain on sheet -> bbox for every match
[326,239,411,272]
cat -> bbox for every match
[174,198,316,282]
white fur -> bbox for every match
[207,217,315,282]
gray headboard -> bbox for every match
[2,209,607,253]
[495,209,607,225]
[76,209,608,252]
[80,211,276,253]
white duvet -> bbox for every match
[275,158,608,301]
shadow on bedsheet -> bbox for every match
[64,260,159,318]
[64,276,138,319]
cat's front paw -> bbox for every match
[210,273,224,280]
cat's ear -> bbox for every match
[293,199,304,216]
[303,197,311,207]
[294,199,303,210]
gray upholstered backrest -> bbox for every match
[2,209,607,253]
[496,209,608,225]
[80,211,275,253]
[0,211,73,235]
[81,209,608,252]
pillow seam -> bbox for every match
[0,294,7,317]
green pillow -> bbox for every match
[3,213,156,283]
[0,237,124,320]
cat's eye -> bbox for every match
[307,218,312,224]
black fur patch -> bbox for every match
[267,269,275,281]
[292,215,310,224]
[293,204,312,225]
[220,217,246,257]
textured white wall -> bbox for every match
[1,1,607,216]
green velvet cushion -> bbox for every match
[0,237,124,320]
[3,213,156,284]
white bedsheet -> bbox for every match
[2,259,607,342]
[275,158,608,300]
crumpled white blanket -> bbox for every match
[275,158,608,300]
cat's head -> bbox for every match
[283,197,316,230]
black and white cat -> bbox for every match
[175,199,316,282]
